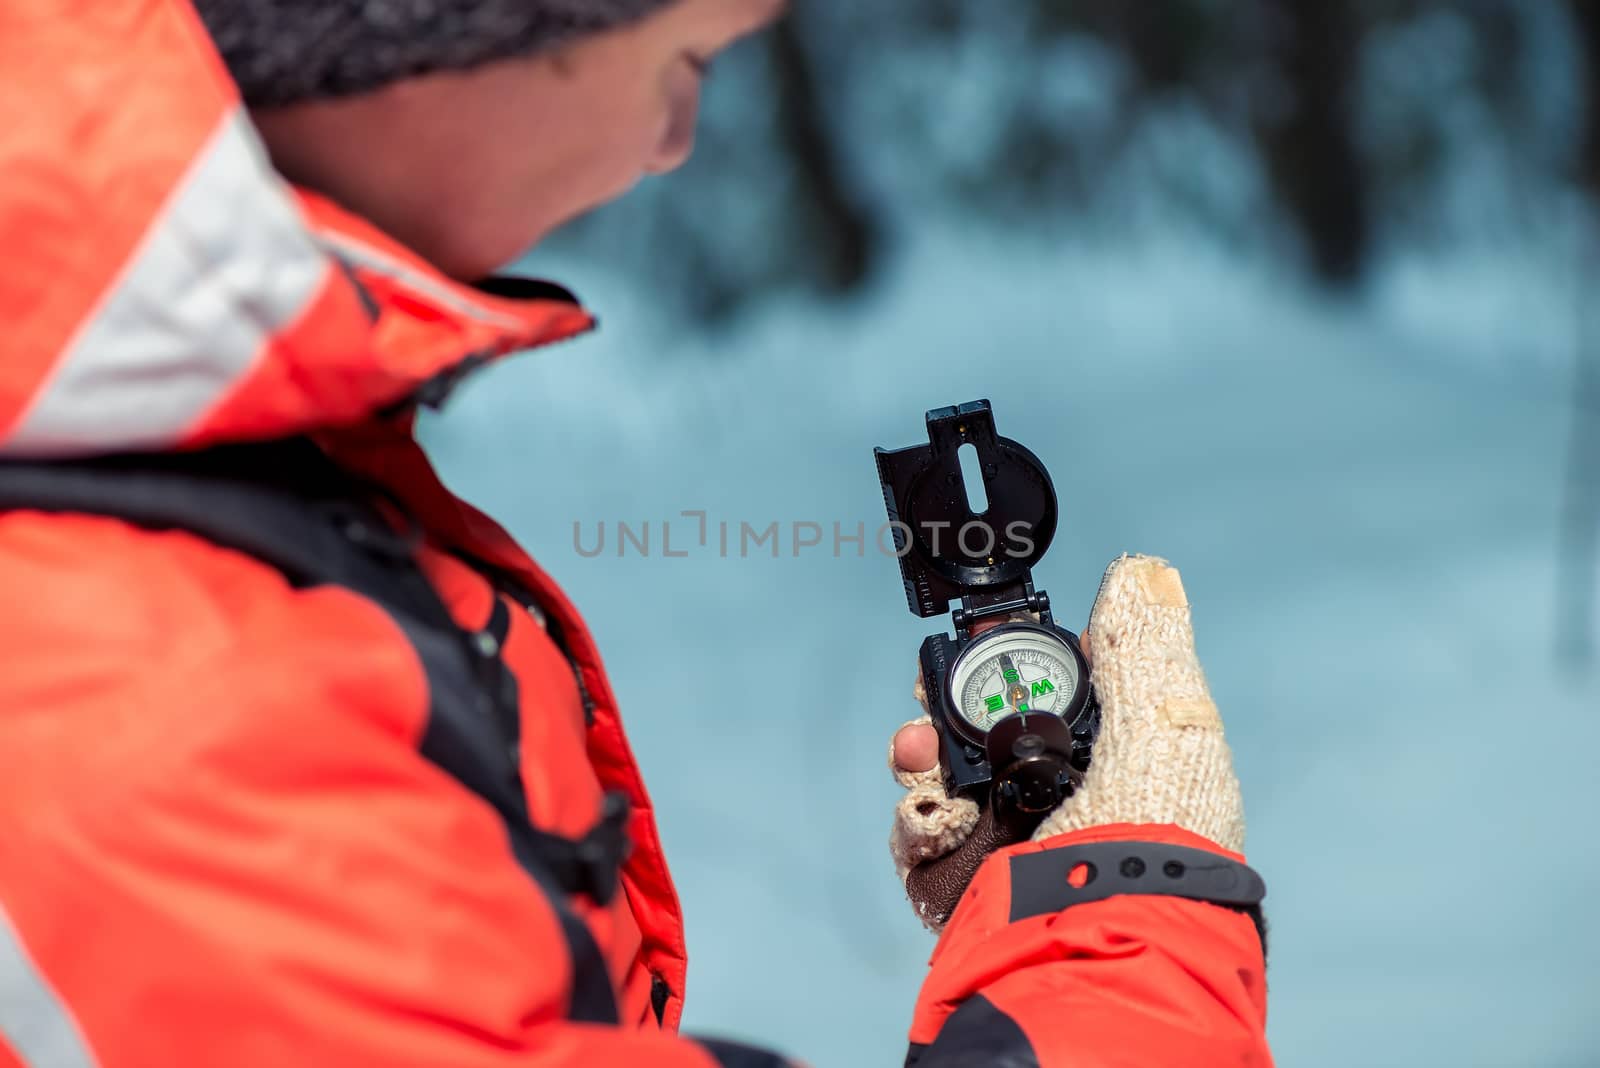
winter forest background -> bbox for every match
[422,2,1600,1065]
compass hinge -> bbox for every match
[953,586,1054,639]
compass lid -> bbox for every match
[874,399,1058,620]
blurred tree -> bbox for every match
[1574,0,1600,190]
[1557,0,1600,671]
[767,8,880,294]
[1250,0,1369,284]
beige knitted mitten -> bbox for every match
[1031,553,1244,849]
[888,554,1245,926]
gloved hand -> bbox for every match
[888,553,1245,930]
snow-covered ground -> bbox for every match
[422,228,1600,1067]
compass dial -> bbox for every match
[947,627,1085,738]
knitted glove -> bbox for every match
[888,554,1245,930]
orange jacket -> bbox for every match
[0,3,1270,1066]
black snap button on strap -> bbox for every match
[1008,840,1265,922]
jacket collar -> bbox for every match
[0,0,591,459]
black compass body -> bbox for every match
[876,400,1100,826]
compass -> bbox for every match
[875,400,1099,827]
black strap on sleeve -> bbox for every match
[1009,840,1265,922]
[904,994,1038,1068]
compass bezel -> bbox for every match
[941,621,1092,747]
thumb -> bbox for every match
[1032,553,1245,852]
[1088,553,1221,735]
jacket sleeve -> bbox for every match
[905,823,1272,1068]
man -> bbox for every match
[0,2,1271,1064]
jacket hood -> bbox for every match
[0,0,594,460]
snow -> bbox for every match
[421,226,1600,1067]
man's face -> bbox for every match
[252,0,788,278]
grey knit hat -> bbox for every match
[193,0,679,108]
